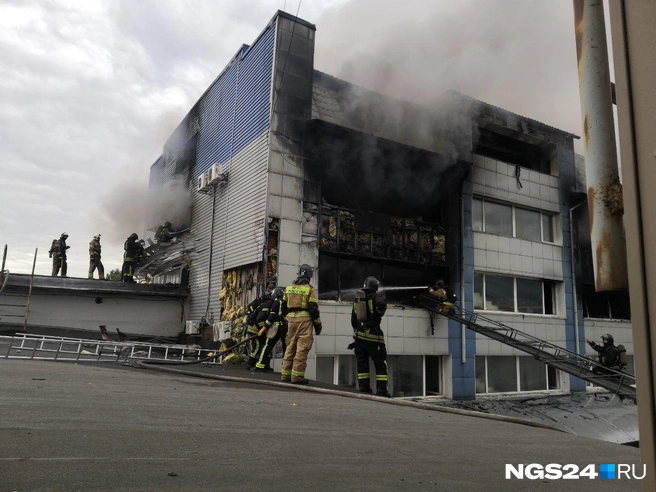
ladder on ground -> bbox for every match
[0,334,222,364]
[412,295,637,402]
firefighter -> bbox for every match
[88,234,104,279]
[246,290,272,370]
[350,276,390,397]
[428,279,457,315]
[155,221,174,244]
[121,233,139,283]
[253,287,286,373]
[49,232,69,277]
[280,264,321,384]
[586,334,620,369]
[136,239,147,267]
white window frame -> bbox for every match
[476,355,558,394]
[473,197,556,244]
[475,273,556,316]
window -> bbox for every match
[316,357,335,384]
[581,284,631,320]
[425,356,441,395]
[389,355,424,397]
[473,198,555,243]
[475,273,556,315]
[476,356,560,394]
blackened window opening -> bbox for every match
[319,253,446,304]
[473,127,551,174]
[581,283,631,320]
[305,201,447,266]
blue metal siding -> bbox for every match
[187,21,275,318]
[195,25,274,178]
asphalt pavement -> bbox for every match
[0,360,644,491]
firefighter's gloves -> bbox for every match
[347,342,356,350]
[313,322,322,336]
[258,326,268,337]
[49,253,52,258]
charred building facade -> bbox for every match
[147,11,632,399]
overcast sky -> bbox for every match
[0,0,590,278]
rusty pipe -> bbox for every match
[573,0,628,292]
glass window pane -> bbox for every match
[519,357,547,391]
[425,356,441,395]
[338,355,357,388]
[485,275,514,312]
[544,281,555,315]
[484,202,512,236]
[474,273,484,310]
[542,214,554,242]
[316,357,334,384]
[475,356,487,393]
[390,355,423,397]
[486,356,517,393]
[548,366,559,389]
[473,199,483,232]
[516,278,543,314]
[515,208,541,241]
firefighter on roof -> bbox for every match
[122,233,139,283]
[350,276,390,397]
[49,232,69,277]
[88,234,104,279]
[280,264,321,385]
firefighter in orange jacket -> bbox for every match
[280,264,321,384]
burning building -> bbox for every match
[145,11,632,399]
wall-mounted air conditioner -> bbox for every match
[197,172,209,192]
[185,320,200,335]
[208,163,228,185]
[213,321,232,342]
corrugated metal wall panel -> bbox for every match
[186,21,275,319]
[222,133,269,270]
[232,27,275,153]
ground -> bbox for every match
[0,360,643,491]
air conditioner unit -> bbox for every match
[208,163,228,185]
[197,172,209,192]
[185,320,200,335]
[213,321,232,342]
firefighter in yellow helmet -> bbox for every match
[280,264,321,384]
[88,234,104,279]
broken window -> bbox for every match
[473,126,552,174]
[581,284,631,320]
[319,254,442,303]
[306,201,447,265]
[474,198,555,243]
[476,273,557,315]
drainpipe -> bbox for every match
[569,200,586,354]
[572,0,628,292]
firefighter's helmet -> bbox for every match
[601,334,614,344]
[363,276,380,292]
[298,264,313,279]
[272,287,285,300]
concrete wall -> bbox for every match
[0,292,184,338]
